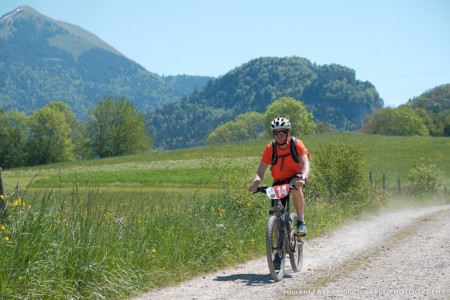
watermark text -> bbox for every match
[283,288,447,297]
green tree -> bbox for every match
[414,108,443,136]
[439,110,450,136]
[27,104,74,165]
[87,96,151,158]
[264,97,315,136]
[207,112,264,144]
[0,110,28,168]
[46,102,88,159]
[363,106,429,136]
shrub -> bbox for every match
[310,143,371,202]
[408,158,443,194]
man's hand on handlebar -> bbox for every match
[249,182,259,193]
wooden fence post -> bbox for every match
[382,174,386,194]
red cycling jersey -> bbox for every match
[261,138,310,181]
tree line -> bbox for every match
[362,84,450,136]
[207,97,317,145]
[0,95,319,169]
[0,97,152,169]
[206,93,449,148]
[2,85,447,169]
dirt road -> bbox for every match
[134,204,450,300]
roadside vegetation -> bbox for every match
[1,132,448,299]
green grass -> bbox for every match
[6,132,449,189]
[0,132,449,299]
[300,133,450,185]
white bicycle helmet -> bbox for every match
[270,117,291,131]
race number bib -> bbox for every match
[266,184,290,199]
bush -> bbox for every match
[408,158,443,194]
[310,143,371,202]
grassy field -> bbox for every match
[4,132,450,191]
[0,132,449,299]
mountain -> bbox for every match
[148,57,384,149]
[1,6,385,151]
[0,6,212,117]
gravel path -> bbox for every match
[134,204,450,300]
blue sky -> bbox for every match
[1,0,449,107]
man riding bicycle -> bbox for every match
[249,117,310,236]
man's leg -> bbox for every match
[290,177,307,236]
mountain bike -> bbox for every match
[255,184,304,281]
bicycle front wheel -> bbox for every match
[266,215,285,281]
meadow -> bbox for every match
[0,132,449,299]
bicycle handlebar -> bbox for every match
[255,186,269,193]
[254,184,297,194]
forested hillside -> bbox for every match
[147,57,383,149]
[406,83,450,113]
[0,6,211,117]
[362,84,450,137]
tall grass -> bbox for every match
[0,185,381,299]
[0,185,269,299]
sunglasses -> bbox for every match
[273,130,288,136]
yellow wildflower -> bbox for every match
[0,195,4,200]
[4,236,9,241]
[1,225,5,230]
[151,248,157,256]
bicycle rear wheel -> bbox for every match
[266,215,285,281]
[287,213,303,272]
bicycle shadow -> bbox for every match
[214,273,292,286]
